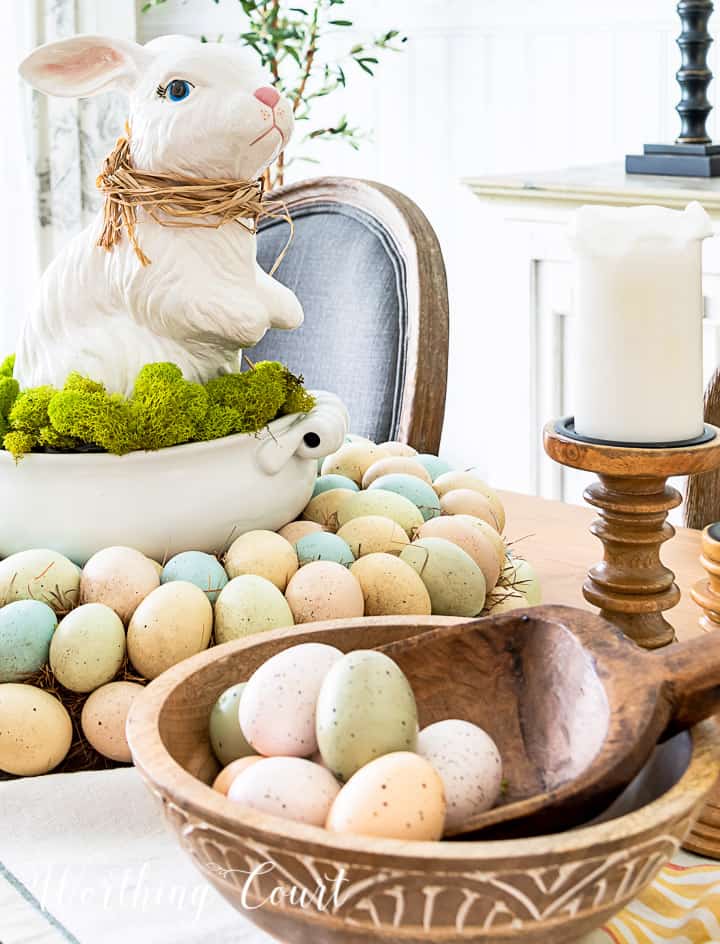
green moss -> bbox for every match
[2,359,316,458]
[0,354,15,378]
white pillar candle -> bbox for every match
[571,201,712,444]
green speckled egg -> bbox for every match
[414,454,454,481]
[504,555,542,606]
[49,603,126,693]
[209,682,254,766]
[215,575,294,643]
[316,650,418,782]
[400,537,486,617]
[295,532,355,568]
[0,549,80,613]
[368,473,441,522]
[312,474,360,497]
[337,489,424,537]
[0,600,57,682]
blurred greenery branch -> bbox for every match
[141,0,406,188]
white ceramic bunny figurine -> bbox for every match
[15,34,303,395]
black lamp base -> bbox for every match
[626,142,720,177]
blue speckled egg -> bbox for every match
[295,532,355,568]
[313,475,360,497]
[161,551,228,603]
[415,454,454,481]
[368,473,441,522]
[0,600,58,682]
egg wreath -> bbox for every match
[0,432,540,778]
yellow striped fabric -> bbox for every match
[587,862,720,944]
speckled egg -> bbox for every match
[368,474,441,522]
[321,442,390,484]
[350,553,431,616]
[377,441,418,457]
[80,546,160,623]
[504,556,542,605]
[362,456,432,489]
[417,720,503,833]
[212,755,263,795]
[80,680,144,762]
[302,489,354,532]
[316,650,418,782]
[127,581,213,679]
[0,684,73,775]
[0,600,57,682]
[161,551,228,604]
[295,532,355,568]
[457,516,506,568]
[285,561,364,624]
[400,538,486,617]
[416,516,500,591]
[336,515,410,558]
[50,603,126,693]
[224,530,298,591]
[214,575,294,643]
[414,454,454,481]
[0,549,80,613]
[240,643,343,757]
[313,474,360,496]
[277,520,325,545]
[487,593,527,615]
[337,489,424,537]
[440,489,500,530]
[227,756,340,826]
[209,682,254,766]
[433,472,505,530]
[326,752,446,840]
[146,558,164,577]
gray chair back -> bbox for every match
[250,178,448,452]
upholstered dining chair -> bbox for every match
[250,177,449,454]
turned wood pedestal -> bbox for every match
[543,421,720,650]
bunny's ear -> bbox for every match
[19,34,151,98]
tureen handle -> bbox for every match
[255,391,350,476]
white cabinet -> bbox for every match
[466,164,720,506]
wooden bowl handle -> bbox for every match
[655,634,720,731]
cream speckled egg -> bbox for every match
[0,684,72,775]
[80,546,160,623]
[80,680,144,762]
[127,582,213,679]
[417,720,503,834]
[302,489,354,532]
[0,549,80,613]
[277,520,324,545]
[50,603,126,693]
[224,530,298,591]
[486,593,527,615]
[326,752,446,840]
[400,538,486,617]
[213,755,263,795]
[433,472,505,530]
[337,490,424,538]
[440,489,499,530]
[240,643,343,756]
[336,515,410,558]
[362,456,432,489]
[377,441,418,457]
[350,553,431,616]
[214,575,294,643]
[285,561,364,623]
[228,757,340,826]
[321,442,390,484]
[416,516,500,591]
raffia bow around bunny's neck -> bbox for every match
[96,127,292,273]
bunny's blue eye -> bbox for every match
[167,79,193,101]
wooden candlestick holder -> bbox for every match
[544,419,720,650]
[685,524,720,858]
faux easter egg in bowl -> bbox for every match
[127,608,720,944]
[0,391,348,565]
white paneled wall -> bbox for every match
[137,0,705,474]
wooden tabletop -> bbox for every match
[500,490,705,642]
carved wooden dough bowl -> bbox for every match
[0,391,348,565]
[126,608,720,944]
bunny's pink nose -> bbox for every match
[254,86,280,108]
